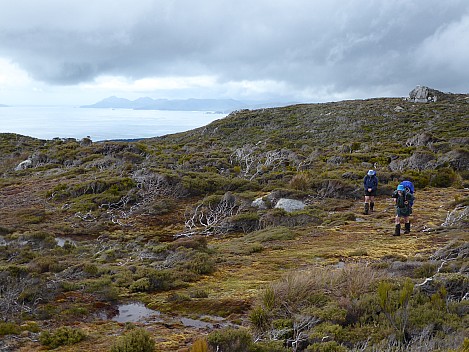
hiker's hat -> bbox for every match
[367,170,376,176]
[397,184,405,191]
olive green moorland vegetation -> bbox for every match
[0,88,468,351]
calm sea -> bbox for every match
[0,106,226,141]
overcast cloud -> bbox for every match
[0,0,468,105]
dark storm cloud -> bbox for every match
[1,0,468,99]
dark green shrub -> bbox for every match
[83,262,100,276]
[429,167,457,187]
[252,340,290,351]
[289,172,312,191]
[207,328,253,352]
[309,322,343,342]
[168,235,208,251]
[184,252,216,275]
[151,198,175,215]
[189,289,209,298]
[166,293,191,303]
[0,226,13,235]
[413,263,437,278]
[306,341,347,352]
[30,257,56,273]
[226,212,260,233]
[244,226,295,243]
[110,328,155,352]
[16,208,46,224]
[39,326,86,349]
[130,278,150,293]
[249,306,270,331]
[84,278,119,301]
[147,270,175,292]
[377,279,414,343]
[0,322,21,336]
[61,281,83,291]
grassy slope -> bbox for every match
[0,95,468,351]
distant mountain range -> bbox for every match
[80,96,297,112]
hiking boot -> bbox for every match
[364,203,369,215]
[370,202,375,212]
[394,224,401,236]
[404,222,410,234]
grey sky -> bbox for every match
[0,0,468,105]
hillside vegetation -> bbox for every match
[0,91,468,351]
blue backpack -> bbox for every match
[399,180,415,206]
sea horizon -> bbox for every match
[0,106,226,141]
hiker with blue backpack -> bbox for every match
[363,170,378,214]
[391,181,415,236]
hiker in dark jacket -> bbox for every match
[391,184,414,236]
[363,170,378,214]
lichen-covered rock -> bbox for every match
[251,197,268,209]
[274,198,306,212]
[389,151,436,171]
[437,149,469,170]
[408,85,440,102]
[406,132,438,147]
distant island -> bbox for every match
[81,96,297,113]
[0,104,8,107]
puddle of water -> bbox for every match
[180,317,213,329]
[111,302,160,323]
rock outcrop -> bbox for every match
[274,198,306,212]
[251,197,268,210]
[388,151,437,171]
[408,85,450,103]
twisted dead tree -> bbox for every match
[442,205,468,228]
[180,192,242,237]
[230,145,300,180]
[99,169,185,226]
[0,275,39,322]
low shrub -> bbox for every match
[39,326,86,349]
[84,278,119,302]
[306,341,347,352]
[147,270,175,292]
[16,208,46,224]
[253,340,290,351]
[0,322,21,336]
[289,172,313,191]
[244,226,295,243]
[130,278,150,293]
[30,257,57,273]
[429,167,457,187]
[166,293,191,303]
[189,289,209,298]
[151,198,176,215]
[249,306,270,332]
[190,338,208,352]
[168,235,208,251]
[413,262,437,278]
[0,226,13,235]
[183,252,216,275]
[207,328,253,352]
[83,262,100,277]
[110,328,155,352]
